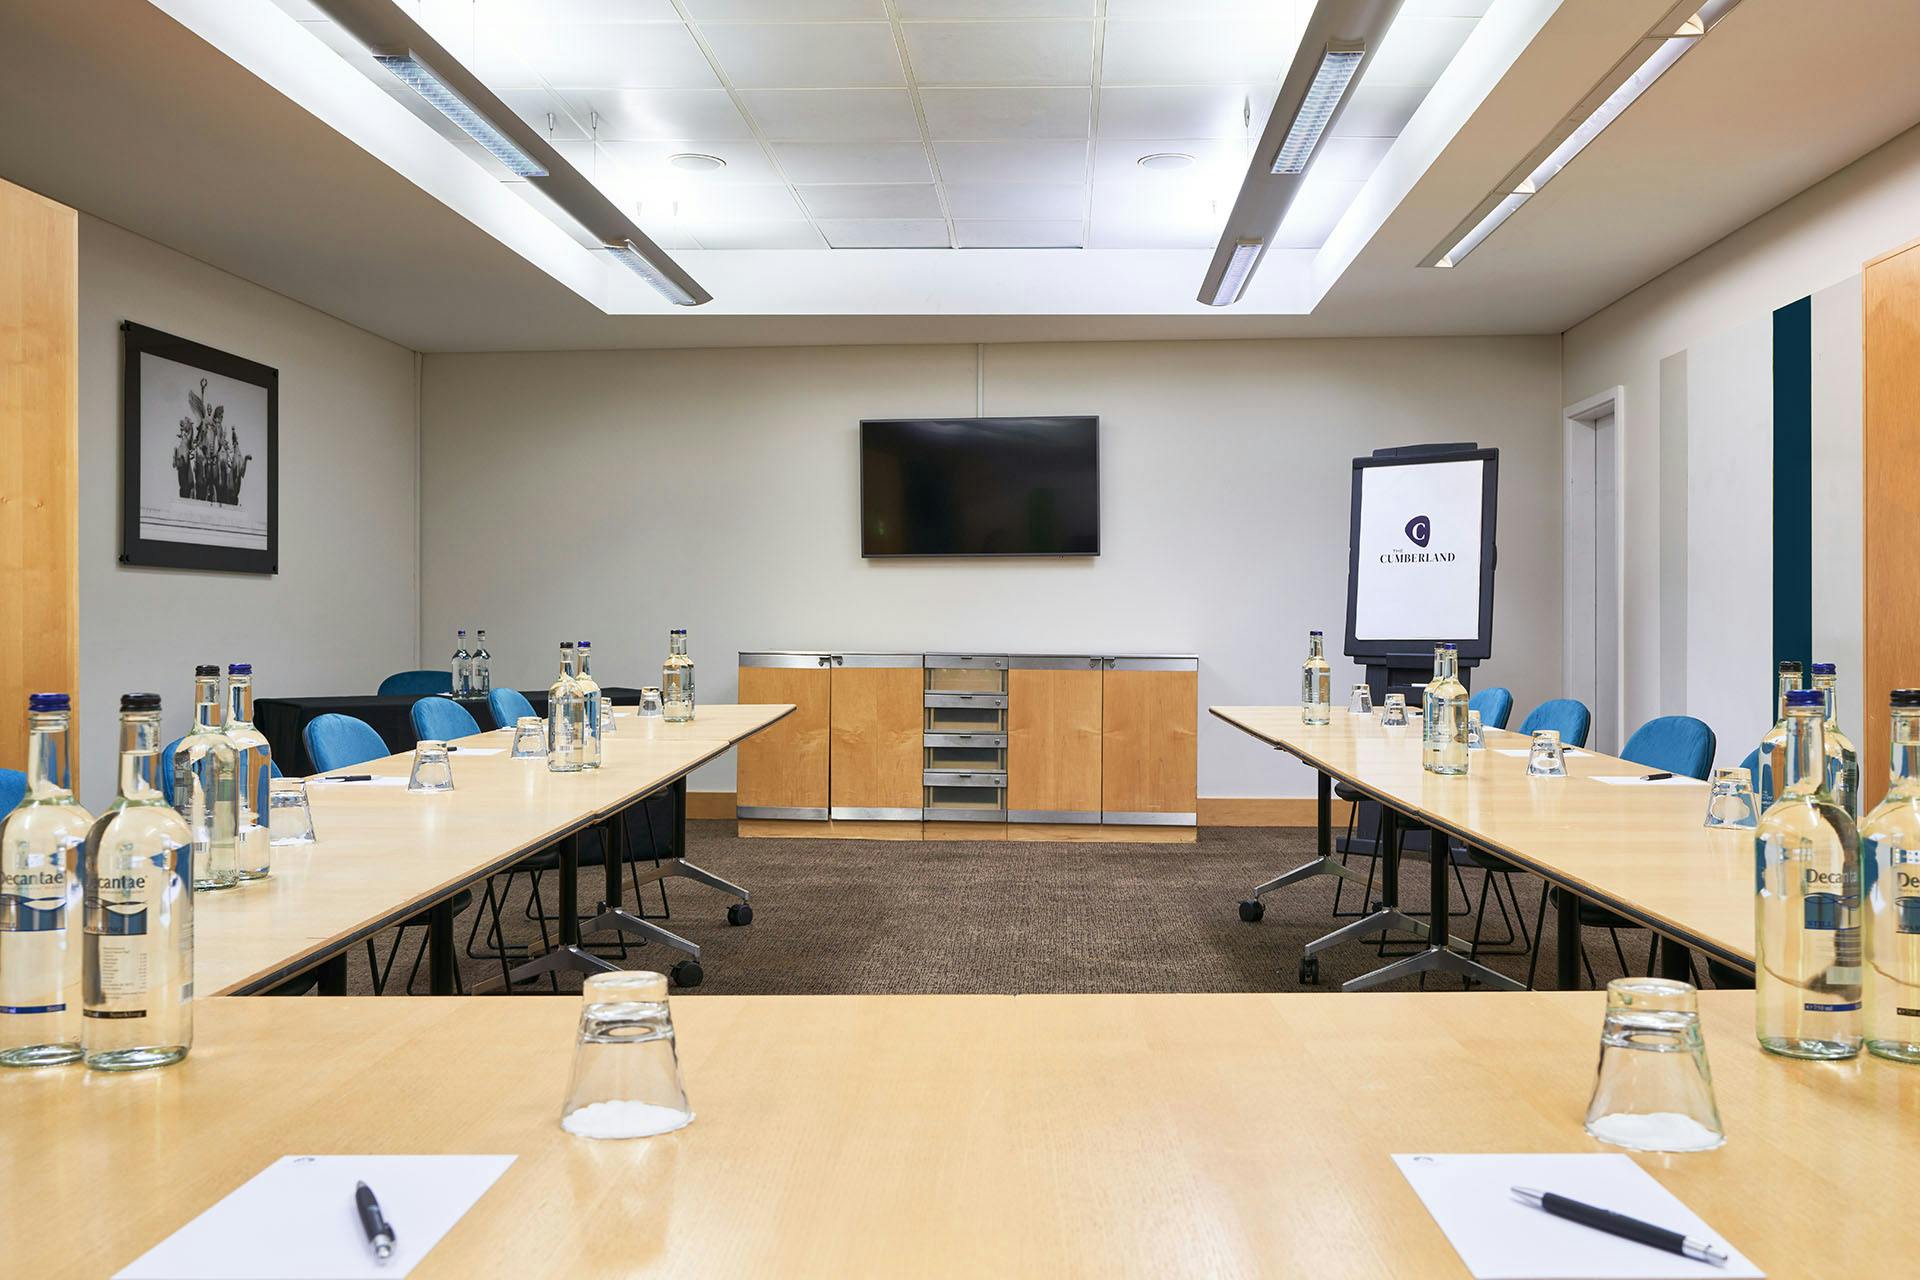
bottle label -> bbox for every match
[85,877,152,1017]
[0,866,69,933]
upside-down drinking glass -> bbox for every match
[1381,694,1408,727]
[1348,685,1373,716]
[408,741,454,792]
[1584,977,1725,1152]
[1527,729,1567,778]
[638,687,664,719]
[561,971,694,1140]
[1466,710,1485,750]
[510,717,545,759]
[267,778,317,846]
[1703,767,1759,829]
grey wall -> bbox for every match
[75,216,420,809]
[419,335,1564,798]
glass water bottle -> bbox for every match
[471,630,492,696]
[1862,689,1920,1064]
[224,664,273,881]
[451,629,472,697]
[548,642,588,773]
[0,693,93,1068]
[1423,643,1469,776]
[1754,688,1862,1060]
[175,664,239,892]
[575,640,604,767]
[663,629,695,723]
[83,694,194,1072]
[1300,630,1331,726]
[1809,662,1860,817]
[1755,660,1804,811]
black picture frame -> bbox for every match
[120,321,278,575]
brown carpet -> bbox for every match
[334,821,1698,998]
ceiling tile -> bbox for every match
[798,184,944,218]
[919,87,1090,140]
[1271,175,1366,247]
[1097,85,1279,140]
[1104,0,1303,15]
[1363,15,1479,87]
[685,0,885,16]
[700,22,905,88]
[566,89,753,140]
[474,0,684,21]
[942,183,1086,219]
[1330,81,1428,138]
[1090,136,1248,183]
[818,219,951,248]
[933,139,1086,183]
[1100,19,1304,85]
[692,220,830,248]
[598,138,783,182]
[500,22,720,89]
[741,89,922,140]
[499,89,590,140]
[666,184,806,219]
[902,21,1094,86]
[1397,0,1493,16]
[955,219,1084,247]
[774,140,934,183]
[1311,135,1394,182]
[1086,181,1225,247]
[895,1,1091,16]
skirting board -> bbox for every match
[705,793,1344,829]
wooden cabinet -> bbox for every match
[1099,661,1198,824]
[828,656,925,819]
[1007,662,1104,822]
[736,657,832,818]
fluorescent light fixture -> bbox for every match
[604,240,699,307]
[373,51,547,178]
[1206,240,1264,306]
[1433,193,1527,268]
[1270,44,1365,174]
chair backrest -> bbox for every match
[1739,746,1759,782]
[378,669,453,697]
[488,687,537,729]
[412,697,481,743]
[0,768,24,819]
[1468,686,1514,731]
[304,714,390,773]
[1620,715,1717,780]
[1518,698,1593,749]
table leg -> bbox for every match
[583,807,706,964]
[1245,770,1367,915]
[316,952,347,996]
[1317,771,1331,859]
[1655,936,1695,983]
[428,900,456,995]
[508,831,620,986]
[1557,890,1581,990]
[673,776,687,860]
[1342,823,1523,992]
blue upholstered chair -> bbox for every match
[378,670,453,697]
[1468,686,1514,731]
[0,768,24,819]
[1518,698,1593,747]
[488,687,537,730]
[411,697,481,743]
[303,714,392,774]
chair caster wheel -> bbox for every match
[671,960,704,988]
[1238,899,1264,923]
[1298,955,1321,986]
[727,902,753,927]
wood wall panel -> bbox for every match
[735,665,831,811]
[1007,668,1102,814]
[0,179,77,777]
[1863,238,1920,807]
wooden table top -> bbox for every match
[6,990,1911,1278]
[1210,706,1754,966]
[193,704,793,996]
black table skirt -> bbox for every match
[256,687,645,777]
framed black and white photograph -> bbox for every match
[120,321,278,575]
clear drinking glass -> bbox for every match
[1347,685,1373,716]
[560,971,694,1140]
[1703,767,1760,829]
[602,696,618,734]
[1380,694,1408,726]
[409,742,454,793]
[1584,977,1725,1152]
[638,687,664,719]
[1467,710,1485,750]
[267,779,316,846]
[511,717,545,759]
[1527,729,1567,777]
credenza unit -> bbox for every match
[737,652,1197,842]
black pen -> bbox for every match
[326,775,374,783]
[1511,1187,1727,1267]
[355,1180,395,1265]
[1642,772,1674,781]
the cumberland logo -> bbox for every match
[1381,513,1454,564]
[1405,515,1431,547]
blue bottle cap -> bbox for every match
[28,692,69,712]
[228,663,252,675]
[1810,662,1836,676]
[1309,629,1322,637]
[578,640,592,649]
[1785,689,1824,708]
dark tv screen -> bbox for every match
[861,416,1099,557]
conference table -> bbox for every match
[8,990,1912,1277]
[1210,706,1753,990]
[196,704,792,997]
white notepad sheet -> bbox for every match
[116,1154,515,1279]
[1393,1153,1762,1279]
[1495,748,1582,758]
[447,747,504,757]
[308,775,411,787]
[1589,775,1706,788]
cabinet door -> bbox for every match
[830,656,924,819]
[1007,662,1103,821]
[1100,661,1198,824]
[736,657,831,818]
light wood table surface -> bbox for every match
[5,990,1911,1277]
[1211,706,1753,970]
[193,705,793,996]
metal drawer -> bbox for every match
[924,654,1008,670]
[924,692,1008,709]
[925,745,1005,773]
[923,807,1006,823]
[739,652,828,668]
[922,771,1006,788]
[923,732,1006,748]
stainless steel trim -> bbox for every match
[1007,809,1102,824]
[923,771,1007,787]
[922,808,1006,823]
[735,804,828,820]
[923,733,1007,748]
[834,652,922,668]
[1101,810,1198,826]
[924,692,1009,709]
[1105,657,1199,672]
[738,652,828,669]
[829,806,923,821]
[924,654,1009,670]
[1008,654,1101,670]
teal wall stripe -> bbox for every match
[1772,296,1813,683]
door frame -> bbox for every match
[1563,387,1627,752]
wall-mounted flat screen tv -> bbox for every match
[860,416,1100,557]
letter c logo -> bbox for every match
[1405,515,1431,548]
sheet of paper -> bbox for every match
[1495,747,1581,758]
[116,1154,515,1279]
[308,776,411,787]
[1589,775,1706,788]
[447,747,505,756]
[1393,1153,1762,1279]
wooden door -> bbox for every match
[1008,663,1103,820]
[830,656,924,818]
[1865,238,1920,807]
[1100,661,1198,823]
[736,658,831,817]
